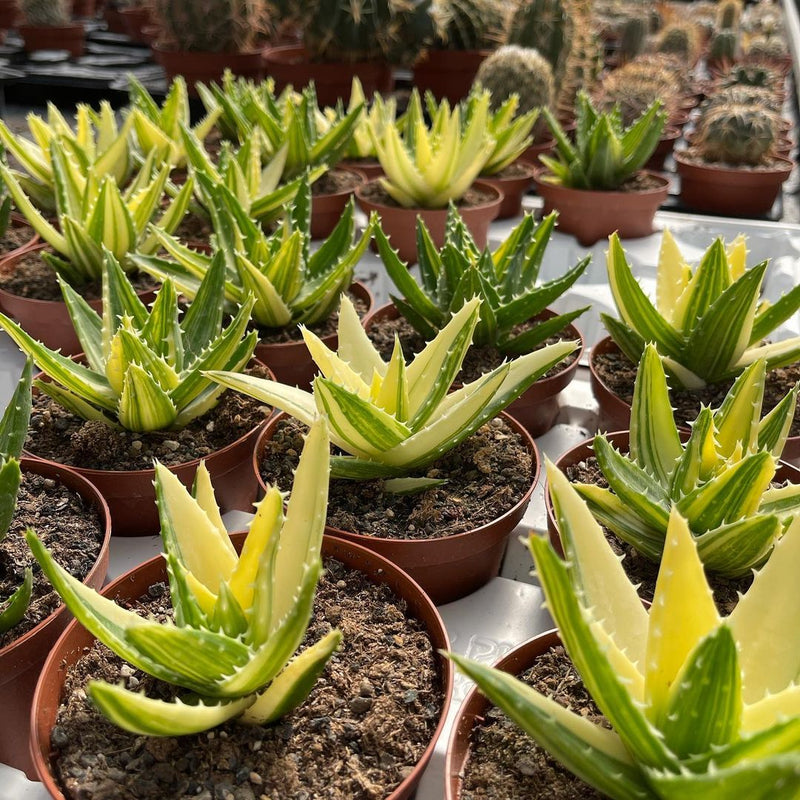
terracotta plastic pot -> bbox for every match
[445,630,560,799]
[254,281,374,389]
[152,44,265,95]
[70,0,94,17]
[0,0,20,29]
[675,152,793,217]
[478,161,536,219]
[0,221,41,271]
[413,49,490,104]
[534,170,669,247]
[519,135,556,169]
[338,158,384,181]
[311,168,364,239]
[0,457,110,779]
[103,6,125,33]
[255,411,539,605]
[356,180,502,265]
[119,5,150,42]
[363,303,584,438]
[644,127,681,171]
[19,22,85,56]
[263,44,393,107]
[31,533,453,800]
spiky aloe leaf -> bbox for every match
[0,568,32,634]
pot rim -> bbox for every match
[355,179,504,214]
[674,150,794,177]
[263,42,392,69]
[533,169,671,197]
[30,531,454,800]
[479,160,538,181]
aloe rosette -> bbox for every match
[0,250,257,433]
[209,296,576,485]
[331,77,399,161]
[451,467,800,799]
[27,417,339,736]
[132,177,376,329]
[573,343,800,577]
[376,206,589,353]
[604,229,800,388]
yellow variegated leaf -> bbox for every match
[192,462,232,548]
[335,295,387,382]
[727,234,748,281]
[302,325,371,399]
[656,229,691,322]
[184,571,218,617]
[742,684,800,734]
[374,338,408,422]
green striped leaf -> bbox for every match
[757,384,799,457]
[670,408,715,497]
[751,283,800,345]
[713,360,765,460]
[695,515,781,577]
[0,358,32,462]
[118,364,177,432]
[673,238,731,335]
[0,568,32,633]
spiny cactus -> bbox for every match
[595,81,673,128]
[151,0,269,52]
[432,0,507,50]
[694,104,779,166]
[20,0,69,24]
[716,0,742,30]
[656,23,700,61]
[747,35,788,60]
[702,85,782,114]
[618,15,648,62]
[719,62,779,89]
[303,0,433,65]
[709,28,739,63]
[475,45,555,114]
[506,0,572,88]
[557,10,603,110]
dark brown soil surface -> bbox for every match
[312,168,363,196]
[367,313,579,383]
[51,558,443,800]
[461,645,606,799]
[26,365,272,471]
[0,470,103,647]
[593,348,800,438]
[682,148,791,171]
[480,161,536,180]
[564,455,752,614]
[0,254,157,303]
[358,182,497,210]
[260,416,532,540]
[0,225,37,257]
[255,289,369,345]
[171,213,213,244]
[617,171,667,192]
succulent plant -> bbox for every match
[0,360,33,634]
[594,81,672,129]
[0,250,257,433]
[303,0,433,65]
[656,23,700,61]
[430,0,507,50]
[0,102,135,212]
[27,416,339,736]
[376,207,589,353]
[603,229,800,388]
[0,144,193,286]
[747,35,789,60]
[151,0,269,52]
[540,90,666,191]
[556,8,604,109]
[20,0,69,25]
[132,178,376,329]
[693,104,779,166]
[718,62,778,89]
[701,85,783,114]
[474,45,555,115]
[506,0,572,87]
[371,87,495,208]
[709,29,740,63]
[716,0,742,30]
[575,344,800,577]
[452,466,800,799]
[618,14,648,62]
[210,296,576,484]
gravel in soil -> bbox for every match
[358,182,497,210]
[367,313,579,384]
[565,455,752,614]
[0,225,37,257]
[260,416,532,540]
[254,289,369,345]
[593,348,800,437]
[51,558,443,800]
[26,365,272,471]
[461,645,606,799]
[479,162,536,180]
[0,471,104,647]
[312,169,363,196]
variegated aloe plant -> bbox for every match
[451,467,800,799]
[604,229,800,388]
[209,296,576,484]
[0,359,33,634]
[132,177,375,329]
[0,101,135,211]
[376,207,589,354]
[330,77,399,161]
[572,343,800,577]
[0,144,193,285]
[0,250,257,433]
[27,416,339,736]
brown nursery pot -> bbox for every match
[445,630,561,800]
[674,152,793,217]
[119,5,150,42]
[103,6,125,33]
[311,168,364,239]
[519,135,556,169]
[478,161,537,219]
[0,0,20,29]
[31,533,453,800]
[19,23,85,57]
[263,44,393,107]
[254,281,374,389]
[0,220,40,270]
[0,457,110,779]
[355,180,502,265]
[152,43,265,95]
[338,158,384,181]
[413,48,490,104]
[70,0,94,17]
[254,411,539,605]
[534,170,669,247]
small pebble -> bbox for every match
[249,772,263,785]
[349,696,372,714]
[163,440,180,452]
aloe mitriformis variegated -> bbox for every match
[574,343,800,577]
[27,416,339,736]
[451,467,800,799]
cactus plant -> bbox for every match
[709,29,740,64]
[556,9,603,109]
[693,104,779,166]
[474,45,555,114]
[701,85,783,114]
[151,0,269,52]
[747,35,789,61]
[20,0,69,24]
[431,0,507,50]
[719,62,778,89]
[506,0,572,87]
[656,23,700,61]
[618,14,648,62]
[716,0,743,30]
